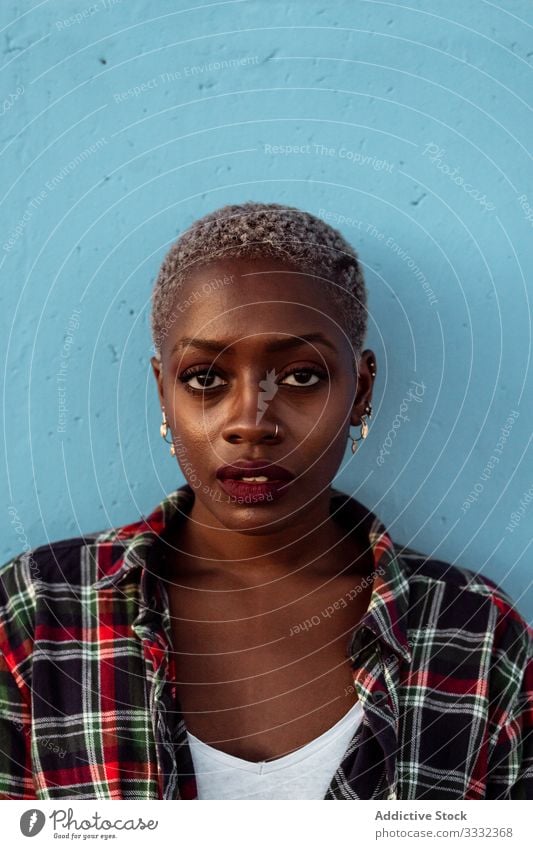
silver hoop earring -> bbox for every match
[350,403,372,454]
[160,408,175,456]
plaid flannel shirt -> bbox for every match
[0,484,531,800]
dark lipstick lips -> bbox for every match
[216,460,294,481]
[215,460,294,504]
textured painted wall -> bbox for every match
[1,0,532,620]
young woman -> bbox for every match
[0,202,531,800]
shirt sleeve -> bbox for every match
[511,650,533,798]
[486,597,533,799]
[0,647,36,798]
[0,555,38,799]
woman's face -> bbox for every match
[151,255,375,533]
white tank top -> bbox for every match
[186,699,364,800]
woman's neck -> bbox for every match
[161,490,373,587]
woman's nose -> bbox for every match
[220,370,281,444]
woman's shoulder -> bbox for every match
[0,529,118,661]
[396,539,515,597]
[394,540,532,650]
[0,528,110,597]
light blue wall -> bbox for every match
[1,0,532,622]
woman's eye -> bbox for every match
[180,370,228,391]
[279,368,324,387]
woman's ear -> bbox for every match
[349,349,375,425]
[150,355,165,408]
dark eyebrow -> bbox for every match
[171,332,338,356]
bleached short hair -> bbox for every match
[151,201,368,361]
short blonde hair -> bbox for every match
[151,201,368,361]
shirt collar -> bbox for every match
[92,483,411,664]
[92,484,196,590]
